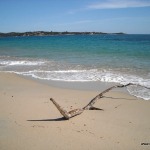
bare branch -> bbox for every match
[83,83,149,110]
[50,83,149,119]
[50,98,84,120]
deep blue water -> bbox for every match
[0,34,150,100]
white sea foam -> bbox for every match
[10,69,149,85]
[4,69,149,100]
[1,58,150,101]
[127,85,150,100]
[0,60,45,66]
[0,34,150,101]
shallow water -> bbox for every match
[0,34,150,100]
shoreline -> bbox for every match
[8,72,148,100]
[1,34,149,100]
[0,72,150,150]
[21,73,128,92]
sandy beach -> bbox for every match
[0,72,150,150]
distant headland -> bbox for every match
[0,31,125,37]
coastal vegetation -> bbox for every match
[0,31,125,37]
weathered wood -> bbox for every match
[50,98,71,119]
[50,98,84,119]
[50,83,149,120]
[83,83,149,110]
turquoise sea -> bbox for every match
[0,34,150,100]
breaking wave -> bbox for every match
[0,57,149,100]
[3,69,150,100]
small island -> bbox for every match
[0,31,125,37]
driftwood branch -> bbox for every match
[50,83,149,120]
[50,98,84,119]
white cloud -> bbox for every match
[87,0,150,9]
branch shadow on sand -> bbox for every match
[27,94,137,122]
[103,96,137,100]
[27,117,67,122]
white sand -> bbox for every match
[0,72,150,150]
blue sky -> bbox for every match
[0,0,150,34]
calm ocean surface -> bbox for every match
[0,34,150,100]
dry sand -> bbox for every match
[0,72,150,150]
